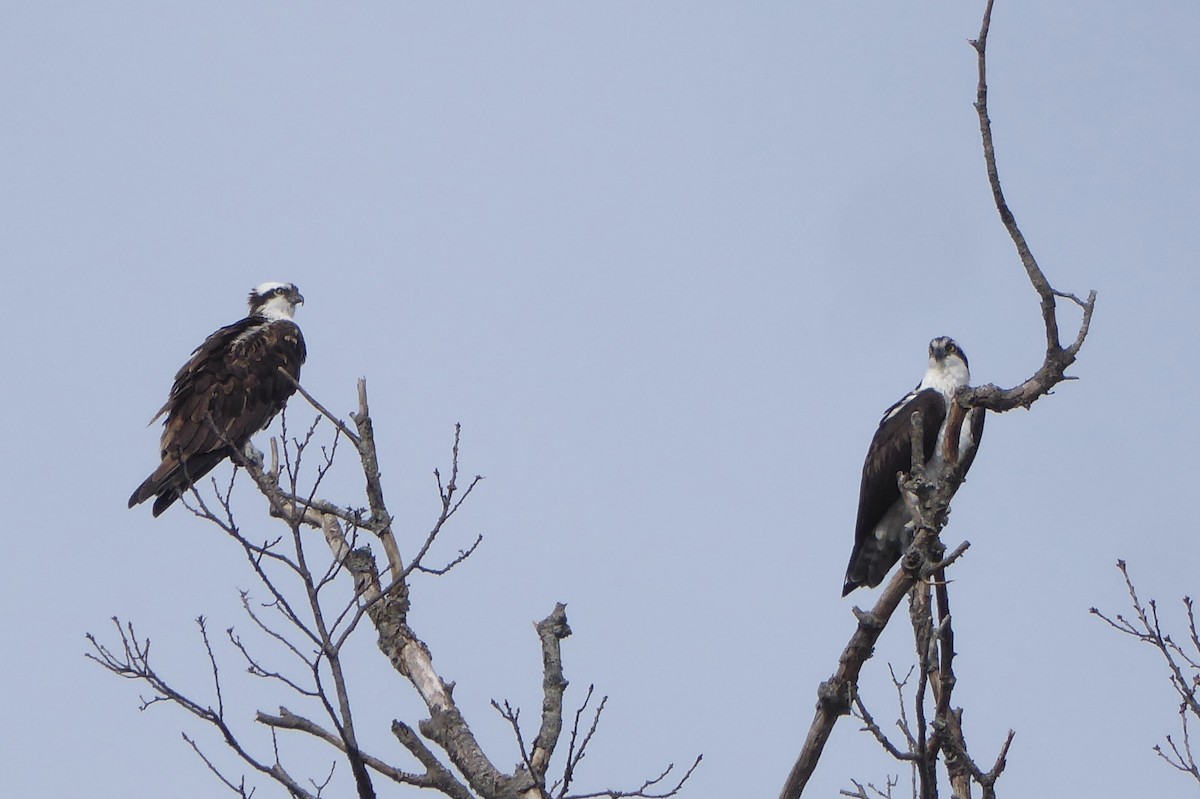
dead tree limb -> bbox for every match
[961,0,1096,416]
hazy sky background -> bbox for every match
[3,2,1198,797]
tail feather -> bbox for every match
[842,518,914,596]
[151,488,185,518]
[128,449,232,516]
[128,460,177,509]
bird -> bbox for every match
[842,336,985,596]
[129,282,307,517]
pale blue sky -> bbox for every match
[3,2,1198,797]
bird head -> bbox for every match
[249,282,304,320]
[922,336,971,393]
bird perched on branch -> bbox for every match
[842,337,985,595]
[129,282,307,517]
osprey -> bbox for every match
[842,337,985,596]
[129,282,307,517]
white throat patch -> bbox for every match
[919,354,970,399]
[257,294,297,321]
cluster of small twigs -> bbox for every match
[779,1,1096,796]
[841,773,900,799]
[87,615,325,798]
[1092,561,1200,786]
[89,378,699,799]
[843,559,1014,799]
[493,685,701,799]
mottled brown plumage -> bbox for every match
[129,283,306,516]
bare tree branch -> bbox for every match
[852,690,918,764]
[531,604,573,779]
[406,424,486,579]
[563,755,703,799]
[779,533,936,797]
[347,379,404,581]
[1093,561,1200,785]
[277,368,361,447]
[183,732,259,799]
[961,0,1097,417]
[556,686,605,798]
[86,618,320,798]
[256,707,454,792]
[390,720,476,799]
[840,775,899,799]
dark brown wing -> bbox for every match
[160,318,305,458]
[129,317,306,516]
[842,388,946,595]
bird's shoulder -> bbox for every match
[863,387,946,476]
